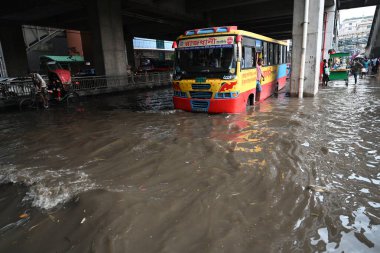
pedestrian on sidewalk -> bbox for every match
[361,58,369,78]
[372,58,378,74]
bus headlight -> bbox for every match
[222,75,236,80]
[215,92,239,99]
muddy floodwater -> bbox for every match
[0,78,379,253]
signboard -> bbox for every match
[178,36,235,49]
[156,40,165,49]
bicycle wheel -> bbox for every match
[66,91,80,106]
[19,98,36,111]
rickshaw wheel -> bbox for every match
[345,80,348,86]
[19,98,36,111]
[66,91,80,106]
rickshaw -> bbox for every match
[328,52,350,86]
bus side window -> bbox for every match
[270,43,274,66]
[242,46,254,69]
[252,48,256,67]
[263,42,268,66]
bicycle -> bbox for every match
[19,88,48,111]
[19,84,80,111]
[48,84,80,107]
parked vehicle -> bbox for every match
[137,58,173,73]
[40,56,73,86]
[329,52,350,86]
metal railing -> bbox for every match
[0,80,33,107]
[0,80,33,98]
[72,72,172,92]
[0,72,172,107]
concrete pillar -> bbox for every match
[124,29,136,70]
[366,6,380,58]
[0,24,29,77]
[322,2,336,60]
[290,0,325,97]
[87,0,127,76]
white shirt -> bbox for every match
[34,73,46,88]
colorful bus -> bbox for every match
[172,26,288,113]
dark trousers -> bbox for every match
[353,72,358,84]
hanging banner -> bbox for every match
[178,36,235,49]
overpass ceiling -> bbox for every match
[0,0,378,41]
[123,0,294,40]
[0,0,294,40]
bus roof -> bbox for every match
[177,27,287,46]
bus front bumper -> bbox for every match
[173,95,249,113]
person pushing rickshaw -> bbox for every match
[30,72,49,109]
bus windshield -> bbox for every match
[175,47,236,77]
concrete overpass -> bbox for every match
[366,5,380,57]
[0,0,379,96]
[1,0,378,40]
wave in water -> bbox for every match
[0,165,96,210]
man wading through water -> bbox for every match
[322,59,330,86]
[351,59,363,85]
[256,58,264,100]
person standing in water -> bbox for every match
[351,59,363,85]
[256,58,265,100]
[322,59,330,86]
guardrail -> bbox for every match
[0,80,33,97]
[0,72,172,107]
[0,81,34,107]
[72,72,172,94]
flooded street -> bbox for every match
[0,78,379,253]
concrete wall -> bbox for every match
[80,32,94,67]
[66,30,83,56]
[0,25,29,77]
[26,35,68,72]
